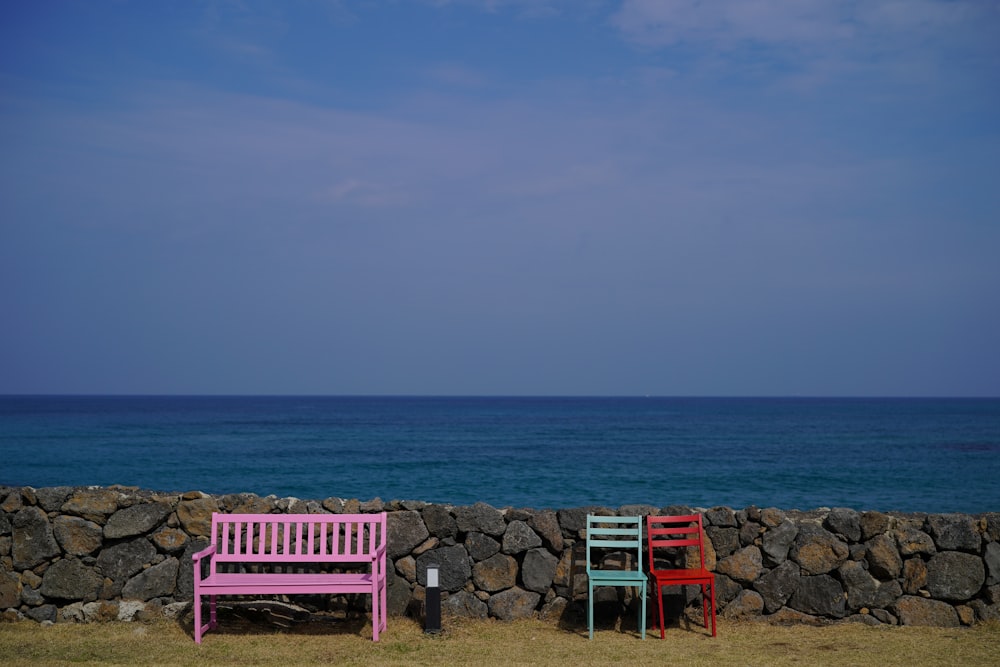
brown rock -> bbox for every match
[892,595,960,627]
[903,558,928,594]
[175,497,219,537]
[472,553,518,592]
[792,526,849,575]
[721,589,764,619]
[860,511,891,540]
[151,527,189,553]
[865,534,903,579]
[62,488,120,522]
[716,546,763,584]
[0,571,21,608]
[54,516,104,556]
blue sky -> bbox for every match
[2,1,998,396]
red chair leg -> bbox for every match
[702,584,710,629]
[657,583,666,639]
[709,582,717,637]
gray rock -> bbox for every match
[387,511,429,560]
[25,604,58,623]
[788,574,846,618]
[104,502,171,539]
[713,573,745,607]
[969,599,1000,622]
[753,560,800,613]
[557,507,605,535]
[871,609,902,626]
[527,510,563,552]
[35,487,74,513]
[895,526,936,557]
[522,547,559,595]
[454,502,506,537]
[761,519,798,566]
[488,587,540,620]
[844,612,883,626]
[21,584,45,606]
[618,504,658,518]
[825,508,861,542]
[176,538,208,601]
[122,557,179,601]
[839,560,878,611]
[926,551,985,602]
[416,545,472,593]
[386,570,412,617]
[40,558,102,601]
[705,507,737,527]
[740,521,762,547]
[502,520,542,555]
[872,579,903,611]
[443,590,488,619]
[465,532,502,561]
[97,537,157,584]
[705,527,740,558]
[892,595,960,627]
[926,514,980,552]
[985,542,1000,586]
[12,507,60,569]
[422,505,457,539]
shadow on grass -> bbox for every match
[180,600,371,642]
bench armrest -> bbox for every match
[192,544,217,562]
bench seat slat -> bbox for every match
[200,572,374,595]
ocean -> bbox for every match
[2,395,998,513]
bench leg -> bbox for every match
[193,589,202,644]
[380,578,387,632]
[371,588,379,642]
[193,590,218,644]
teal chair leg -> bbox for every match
[588,582,594,639]
[639,584,646,639]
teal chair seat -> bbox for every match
[586,514,647,640]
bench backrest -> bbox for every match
[208,512,387,567]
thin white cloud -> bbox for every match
[612,0,998,55]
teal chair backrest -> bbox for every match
[585,514,643,573]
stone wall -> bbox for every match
[2,486,998,629]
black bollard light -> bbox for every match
[425,563,441,634]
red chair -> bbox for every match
[646,514,716,638]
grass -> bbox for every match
[2,613,999,666]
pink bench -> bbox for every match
[192,512,387,642]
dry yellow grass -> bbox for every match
[2,615,999,666]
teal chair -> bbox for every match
[586,514,647,639]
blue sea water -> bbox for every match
[2,396,999,513]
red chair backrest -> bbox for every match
[646,514,707,570]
